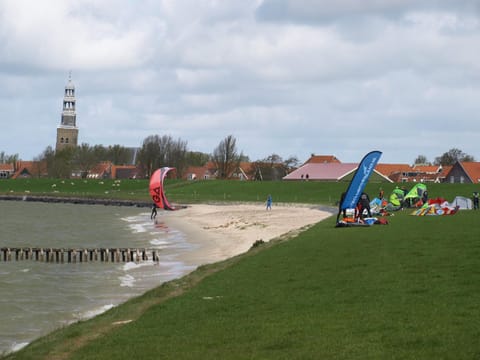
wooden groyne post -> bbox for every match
[0,247,159,263]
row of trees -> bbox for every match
[0,152,19,165]
[414,148,475,166]
[37,144,137,178]
[1,142,475,179]
[1,134,299,179]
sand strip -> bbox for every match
[162,203,333,266]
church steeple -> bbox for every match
[56,73,79,152]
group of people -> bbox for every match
[337,191,372,222]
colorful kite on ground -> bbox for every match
[410,203,459,216]
[149,167,176,211]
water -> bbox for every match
[0,201,197,355]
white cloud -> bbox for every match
[1,0,480,165]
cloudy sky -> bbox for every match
[1,0,480,164]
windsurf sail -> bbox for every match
[149,167,176,211]
[337,150,382,223]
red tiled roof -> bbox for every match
[460,162,480,183]
[375,163,412,176]
[440,165,452,175]
[11,161,47,179]
[87,162,112,178]
[0,164,14,171]
[412,165,441,174]
[304,155,341,164]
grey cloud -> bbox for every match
[256,0,480,24]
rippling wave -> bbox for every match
[0,201,195,355]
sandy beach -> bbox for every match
[163,203,333,266]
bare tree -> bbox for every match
[212,135,241,179]
[253,154,299,180]
[138,135,188,178]
[107,144,133,165]
[414,155,430,165]
[37,146,75,178]
[0,152,19,167]
[74,143,97,178]
[138,135,162,177]
[186,151,210,167]
[434,148,475,165]
[283,155,300,172]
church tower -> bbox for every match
[56,74,79,152]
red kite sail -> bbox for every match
[149,167,175,210]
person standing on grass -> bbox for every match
[473,191,479,210]
[422,190,428,205]
[266,194,272,210]
[336,191,347,223]
[378,187,384,199]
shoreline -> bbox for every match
[0,197,335,268]
[161,203,334,267]
[0,194,151,207]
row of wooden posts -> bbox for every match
[0,247,159,263]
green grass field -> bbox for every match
[1,178,478,206]
[2,180,480,359]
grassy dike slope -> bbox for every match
[3,180,480,359]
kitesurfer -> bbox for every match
[151,203,158,220]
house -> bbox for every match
[284,163,356,181]
[284,155,391,182]
[373,163,450,183]
[445,161,480,183]
[375,163,413,182]
[283,162,392,182]
[231,162,255,180]
[111,165,141,179]
[11,161,48,179]
[183,163,217,180]
[412,164,452,183]
[183,161,257,181]
[87,162,112,179]
[0,163,15,179]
